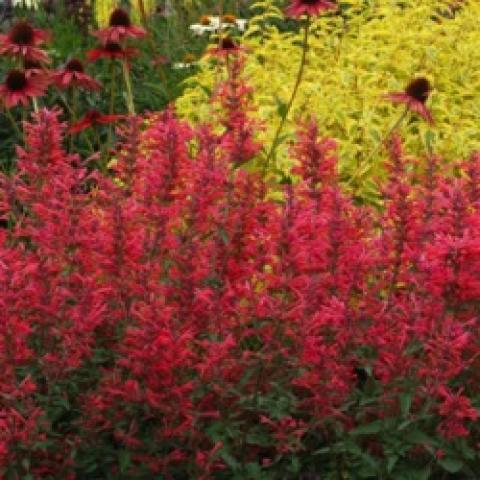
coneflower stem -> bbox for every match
[157,64,171,99]
[54,87,74,116]
[4,108,22,137]
[263,15,310,172]
[109,61,117,145]
[32,97,39,113]
[137,0,171,99]
[70,87,78,152]
[349,106,408,187]
[122,60,136,115]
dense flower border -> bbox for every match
[0,55,479,477]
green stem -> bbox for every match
[4,108,22,138]
[109,61,117,145]
[122,60,136,115]
[348,107,408,187]
[55,87,74,116]
[136,0,171,98]
[263,15,311,173]
[70,88,78,152]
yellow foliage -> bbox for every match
[176,0,480,201]
[131,0,157,25]
[94,0,156,27]
[94,0,118,26]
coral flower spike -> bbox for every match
[286,0,337,18]
[92,8,146,44]
[0,69,47,108]
[0,20,50,62]
[52,58,102,91]
[387,77,434,124]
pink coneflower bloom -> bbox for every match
[0,20,50,62]
[23,59,52,85]
[92,8,146,44]
[69,110,125,134]
[86,41,139,62]
[0,69,47,108]
[286,0,337,18]
[209,36,242,57]
[386,77,434,124]
[52,58,102,91]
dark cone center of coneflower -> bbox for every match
[6,70,28,91]
[105,42,123,53]
[24,59,41,70]
[222,14,236,23]
[109,8,131,27]
[9,21,35,46]
[221,37,237,50]
[65,59,84,73]
[405,77,431,104]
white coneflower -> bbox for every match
[189,14,247,36]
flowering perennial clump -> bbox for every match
[0,2,479,478]
[0,58,479,476]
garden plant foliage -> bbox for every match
[0,56,480,477]
[177,0,480,201]
[1,0,480,479]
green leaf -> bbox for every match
[351,420,383,435]
[221,450,240,471]
[119,450,131,473]
[274,96,288,119]
[387,455,399,473]
[424,129,436,154]
[400,392,413,418]
[246,432,272,447]
[403,430,433,446]
[438,457,464,474]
